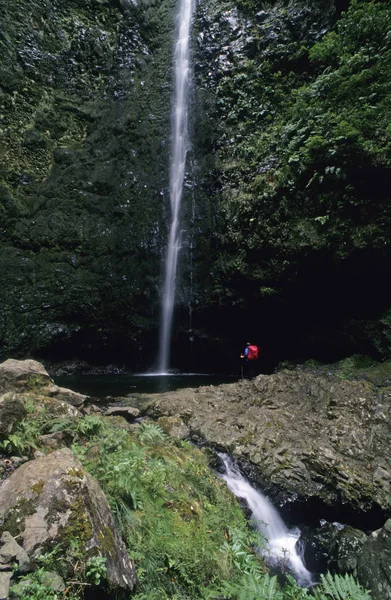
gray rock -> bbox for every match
[0,532,30,574]
[357,519,391,599]
[0,360,51,395]
[157,416,189,440]
[0,571,12,600]
[46,385,86,408]
[0,448,136,592]
[0,565,11,572]
[38,431,74,450]
[0,396,27,436]
[330,526,368,573]
[41,571,65,592]
[104,406,140,419]
[82,404,103,415]
[0,359,86,410]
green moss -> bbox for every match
[31,479,45,496]
[97,524,116,560]
[1,498,36,537]
[59,497,93,547]
[27,374,48,390]
[66,467,84,479]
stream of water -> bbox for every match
[158,0,193,374]
[219,454,313,587]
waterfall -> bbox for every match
[219,454,313,587]
[158,0,193,374]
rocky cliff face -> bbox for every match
[0,0,175,365]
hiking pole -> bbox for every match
[240,360,243,380]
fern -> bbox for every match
[75,415,102,436]
[42,417,76,434]
[137,423,167,443]
[282,574,311,599]
[314,572,371,600]
[247,573,282,600]
[207,573,282,600]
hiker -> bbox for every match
[240,342,259,379]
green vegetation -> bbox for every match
[208,0,391,278]
[72,420,265,599]
[209,571,371,599]
[193,0,391,363]
[11,555,107,600]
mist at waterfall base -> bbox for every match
[218,454,313,588]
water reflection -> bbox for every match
[54,373,234,398]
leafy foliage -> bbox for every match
[195,0,391,361]
[313,572,371,600]
[71,421,262,599]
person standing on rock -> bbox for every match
[240,342,259,379]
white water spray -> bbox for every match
[158,0,193,374]
[219,454,313,587]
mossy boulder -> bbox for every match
[0,359,86,409]
[329,526,368,574]
[0,359,51,395]
[157,415,189,439]
[357,519,391,600]
[0,448,136,593]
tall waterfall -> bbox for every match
[219,454,313,587]
[158,0,193,373]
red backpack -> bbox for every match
[247,345,259,360]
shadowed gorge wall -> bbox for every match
[0,0,176,366]
[187,0,391,372]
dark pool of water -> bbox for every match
[54,373,236,398]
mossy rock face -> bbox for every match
[0,0,176,366]
[0,448,136,592]
[188,0,391,368]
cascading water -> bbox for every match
[158,0,193,374]
[219,454,313,587]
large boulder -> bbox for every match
[0,359,86,408]
[0,360,51,395]
[144,369,391,511]
[357,519,391,600]
[0,448,136,593]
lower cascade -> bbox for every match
[219,454,313,587]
